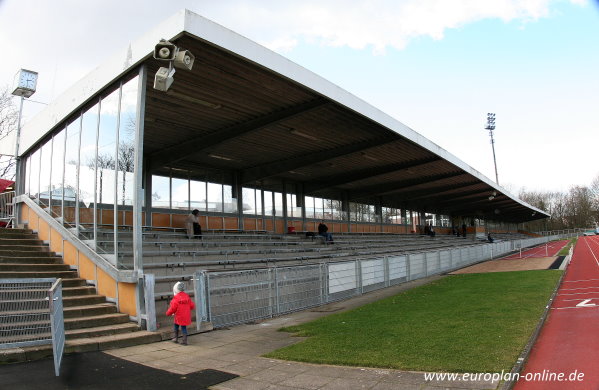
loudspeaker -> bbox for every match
[174,50,195,71]
[153,66,175,92]
[153,40,177,61]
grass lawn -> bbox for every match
[558,238,577,256]
[265,270,562,373]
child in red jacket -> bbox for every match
[166,281,195,345]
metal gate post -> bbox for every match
[193,270,209,330]
[142,274,157,331]
[48,279,64,377]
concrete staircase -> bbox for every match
[0,228,167,363]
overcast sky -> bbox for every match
[1,0,598,194]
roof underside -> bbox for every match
[142,33,545,223]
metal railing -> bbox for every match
[0,191,15,228]
[0,278,64,376]
[149,233,570,330]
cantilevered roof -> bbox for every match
[20,9,548,223]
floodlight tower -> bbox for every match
[485,113,499,184]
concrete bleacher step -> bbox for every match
[0,238,44,246]
[0,248,54,256]
[0,270,79,278]
[0,263,72,272]
[64,313,130,330]
[63,303,118,319]
[0,256,63,264]
[65,322,141,340]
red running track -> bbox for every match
[501,240,569,260]
[514,235,599,390]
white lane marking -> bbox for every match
[576,299,596,307]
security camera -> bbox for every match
[153,66,175,92]
[154,39,177,61]
[174,50,195,71]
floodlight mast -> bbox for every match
[485,113,499,184]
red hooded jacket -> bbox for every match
[166,291,195,326]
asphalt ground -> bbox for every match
[0,350,237,390]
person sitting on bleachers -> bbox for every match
[487,233,494,243]
[186,209,202,239]
[318,221,334,243]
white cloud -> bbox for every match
[201,0,583,53]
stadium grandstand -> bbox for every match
[2,10,569,357]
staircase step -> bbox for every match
[0,249,55,257]
[66,330,165,353]
[63,294,111,307]
[66,322,140,339]
[0,238,44,246]
[0,256,63,264]
[62,286,97,296]
[61,278,88,288]
[0,270,78,278]
[63,303,117,319]
[0,263,71,272]
[64,313,130,330]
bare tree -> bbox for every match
[0,87,18,180]
[117,141,134,205]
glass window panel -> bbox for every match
[224,184,236,213]
[286,193,299,218]
[264,191,273,216]
[171,178,188,210]
[24,155,31,196]
[314,197,324,220]
[305,196,315,219]
[38,141,52,207]
[64,118,81,226]
[207,182,222,212]
[331,200,343,221]
[151,175,170,208]
[117,77,137,208]
[50,129,66,218]
[190,179,207,211]
[97,89,119,227]
[78,105,98,234]
[242,187,256,215]
[256,189,263,215]
[273,192,283,217]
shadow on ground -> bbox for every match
[0,351,237,390]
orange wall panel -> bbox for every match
[62,241,78,266]
[38,219,49,242]
[224,217,237,230]
[172,214,187,228]
[208,216,223,230]
[21,203,30,223]
[49,228,62,254]
[118,282,137,316]
[79,208,94,224]
[78,254,96,281]
[28,212,39,232]
[97,267,117,299]
[152,213,171,227]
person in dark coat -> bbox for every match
[166,281,195,345]
[318,221,334,242]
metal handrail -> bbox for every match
[0,191,15,228]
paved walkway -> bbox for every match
[514,236,599,390]
[105,275,500,390]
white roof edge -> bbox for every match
[19,9,548,219]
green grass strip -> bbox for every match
[558,237,577,256]
[265,270,562,373]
